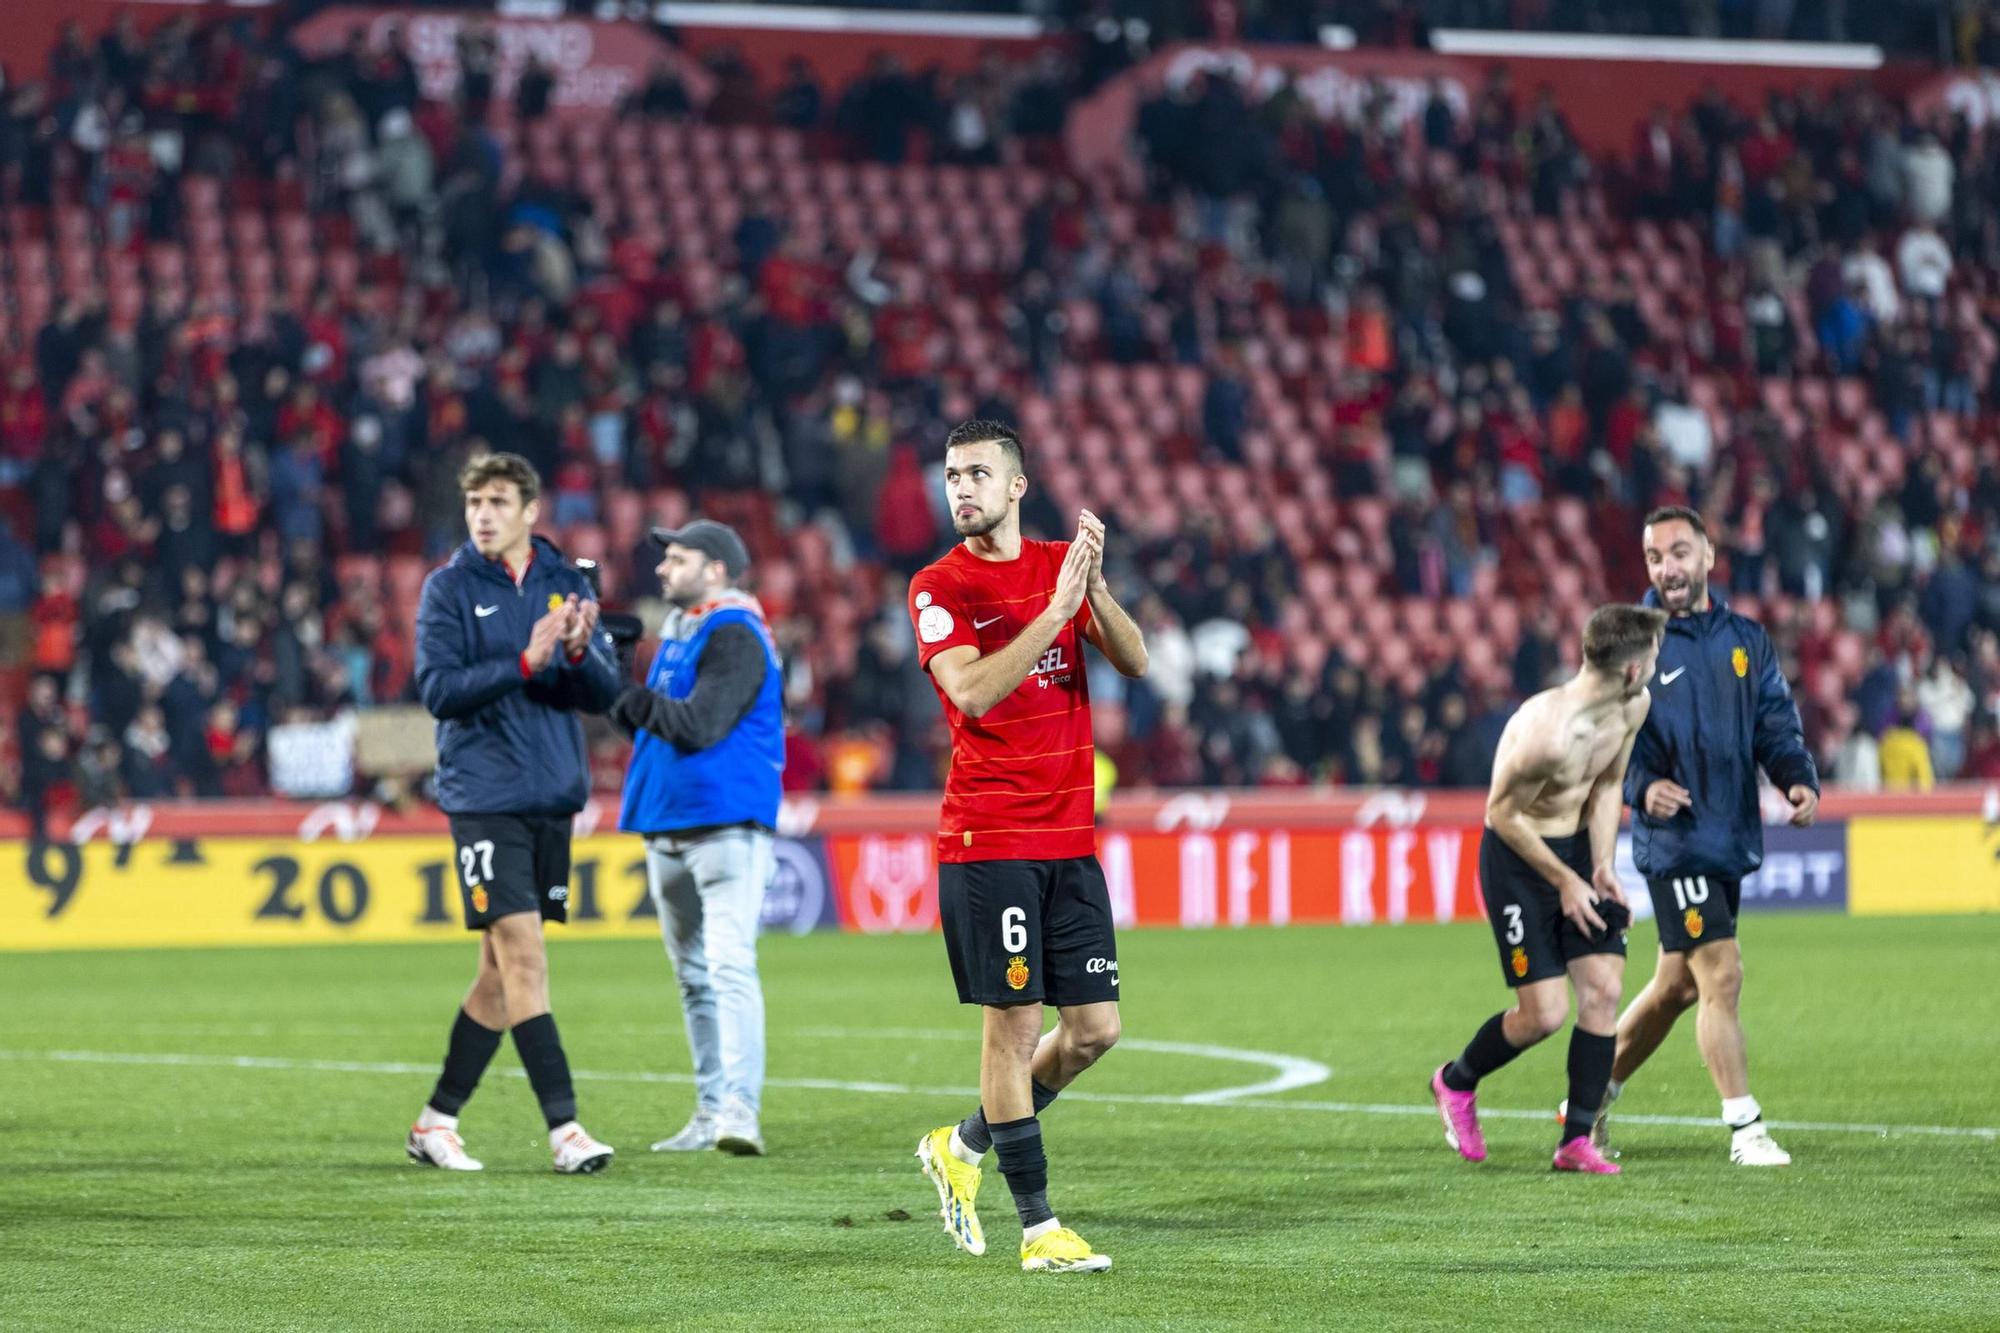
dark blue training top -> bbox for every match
[1623,589,1820,881]
[415,535,623,817]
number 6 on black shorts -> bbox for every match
[937,856,1121,1007]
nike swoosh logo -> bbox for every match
[1660,667,1685,684]
[475,605,499,617]
[974,615,1002,630]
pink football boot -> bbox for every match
[1430,1065,1488,1163]
[1552,1136,1622,1175]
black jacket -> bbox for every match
[416,536,622,816]
[1623,590,1819,880]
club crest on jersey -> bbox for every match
[1732,646,1748,678]
[1685,907,1705,939]
[1006,956,1030,990]
[1509,946,1529,978]
[471,886,488,913]
[549,593,567,612]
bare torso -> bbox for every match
[1489,686,1651,837]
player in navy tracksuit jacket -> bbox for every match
[405,452,624,1176]
[1596,506,1821,1167]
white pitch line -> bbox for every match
[5,1048,1994,1141]
[793,1025,1332,1103]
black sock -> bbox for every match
[1563,1029,1616,1142]
[958,1080,1059,1156]
[510,1013,578,1130]
[989,1116,1055,1230]
[427,1008,503,1116]
[1443,1013,1524,1092]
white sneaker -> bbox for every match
[651,1108,720,1152]
[1730,1122,1792,1166]
[551,1122,615,1174]
[714,1100,765,1157]
[407,1122,483,1171]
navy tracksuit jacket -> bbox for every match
[1622,589,1821,882]
[415,536,623,816]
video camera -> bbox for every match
[573,558,646,677]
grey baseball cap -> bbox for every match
[649,519,751,579]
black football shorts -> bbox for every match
[1479,826,1630,988]
[447,813,573,930]
[1645,873,1742,953]
[938,856,1120,1007]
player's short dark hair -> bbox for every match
[944,419,1025,476]
[459,451,541,504]
[1582,604,1668,671]
[1643,505,1708,541]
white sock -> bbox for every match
[416,1106,457,1131]
[1722,1095,1762,1130]
[549,1120,580,1149]
[1605,1079,1624,1104]
[1023,1217,1062,1243]
[948,1128,984,1167]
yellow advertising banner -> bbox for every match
[2,835,669,951]
[1846,816,2000,916]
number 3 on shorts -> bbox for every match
[1001,905,1027,953]
[1503,903,1524,945]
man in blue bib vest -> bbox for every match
[612,520,785,1156]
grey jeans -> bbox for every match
[644,827,772,1115]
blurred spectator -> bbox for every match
[3,17,1998,808]
[1916,657,1974,780]
[1878,703,1935,791]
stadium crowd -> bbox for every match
[6,10,2000,829]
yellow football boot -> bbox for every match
[1020,1226,1111,1274]
[916,1126,986,1257]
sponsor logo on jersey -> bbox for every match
[1732,646,1748,678]
[1031,643,1073,687]
[1509,945,1529,978]
[471,886,489,914]
[1006,955,1030,990]
[549,593,567,611]
[1685,907,1705,938]
[914,590,932,609]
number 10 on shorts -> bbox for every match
[1669,876,1710,910]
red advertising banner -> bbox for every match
[288,6,715,119]
[0,786,1983,844]
[1067,41,1926,171]
[1908,70,2000,129]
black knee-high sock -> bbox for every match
[1563,1029,1616,1142]
[510,1013,577,1129]
[958,1080,1059,1156]
[989,1116,1054,1229]
[428,1008,503,1116]
[1442,1012,1524,1092]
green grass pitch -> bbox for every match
[4,914,1997,1330]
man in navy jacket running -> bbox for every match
[1585,505,1819,1167]
[405,451,624,1176]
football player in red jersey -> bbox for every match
[909,420,1147,1274]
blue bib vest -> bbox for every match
[618,603,784,835]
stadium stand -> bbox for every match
[6,9,2000,833]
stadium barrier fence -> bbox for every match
[4,788,1994,951]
